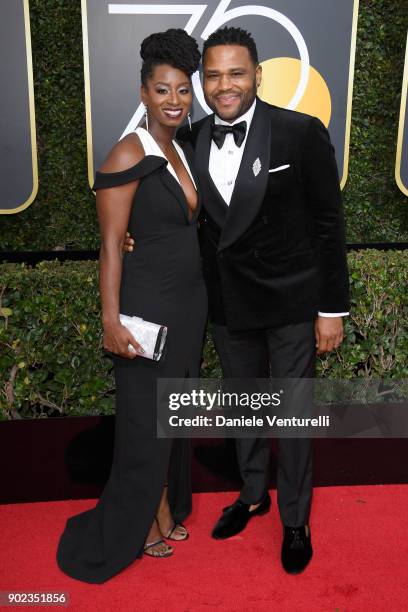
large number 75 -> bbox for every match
[107,0,310,139]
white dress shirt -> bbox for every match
[208,99,348,318]
[209,99,256,205]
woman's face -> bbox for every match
[141,64,193,128]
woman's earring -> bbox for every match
[144,105,149,132]
[187,112,192,132]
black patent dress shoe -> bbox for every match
[211,493,271,539]
[281,525,313,574]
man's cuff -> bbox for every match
[318,312,349,317]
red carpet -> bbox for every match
[1,485,408,611]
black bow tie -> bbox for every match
[211,121,247,149]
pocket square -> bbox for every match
[268,164,290,173]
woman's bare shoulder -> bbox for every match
[99,133,144,173]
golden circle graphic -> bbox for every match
[258,57,332,127]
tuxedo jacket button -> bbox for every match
[253,249,259,259]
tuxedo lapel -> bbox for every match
[194,115,228,227]
[218,99,272,252]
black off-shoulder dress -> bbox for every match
[56,136,207,583]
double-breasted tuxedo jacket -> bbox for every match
[178,97,350,331]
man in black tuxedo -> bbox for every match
[126,27,350,573]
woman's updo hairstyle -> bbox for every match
[140,28,201,86]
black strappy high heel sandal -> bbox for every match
[161,522,189,541]
[143,538,173,558]
[143,518,173,558]
[157,484,189,541]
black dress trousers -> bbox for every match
[212,320,315,527]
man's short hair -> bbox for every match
[202,27,259,65]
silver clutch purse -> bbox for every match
[119,314,167,361]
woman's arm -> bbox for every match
[96,134,144,358]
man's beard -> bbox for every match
[206,82,258,121]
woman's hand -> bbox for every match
[103,321,144,359]
[123,231,134,253]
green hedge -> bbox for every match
[0,0,407,250]
[0,250,407,419]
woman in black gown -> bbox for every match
[56,29,207,583]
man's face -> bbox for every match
[203,44,262,122]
